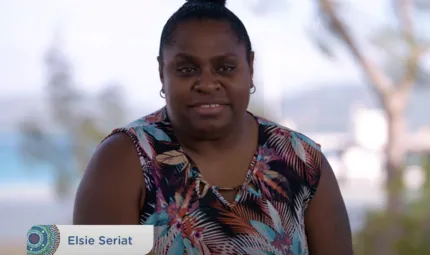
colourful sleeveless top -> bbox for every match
[109,107,322,255]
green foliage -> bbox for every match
[19,38,125,199]
[354,210,430,254]
[420,153,430,193]
[354,154,430,255]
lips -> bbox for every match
[189,100,229,107]
[188,102,228,116]
[196,104,221,108]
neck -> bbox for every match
[174,113,256,156]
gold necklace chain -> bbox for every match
[217,185,241,191]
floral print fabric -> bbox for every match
[108,107,322,255]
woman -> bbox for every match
[73,0,353,254]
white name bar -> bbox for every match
[27,225,154,255]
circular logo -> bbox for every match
[27,225,60,255]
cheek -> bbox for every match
[228,76,252,96]
[227,84,251,108]
[164,80,190,104]
[230,84,249,96]
[164,73,185,93]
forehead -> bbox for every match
[163,19,246,60]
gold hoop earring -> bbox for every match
[159,89,166,98]
[250,85,256,94]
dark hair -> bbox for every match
[159,0,252,60]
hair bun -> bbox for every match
[186,0,227,6]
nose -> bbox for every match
[193,67,220,94]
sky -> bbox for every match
[0,0,392,114]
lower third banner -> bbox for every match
[26,225,154,255]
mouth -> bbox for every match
[195,104,222,108]
[189,103,227,116]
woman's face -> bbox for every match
[159,19,254,137]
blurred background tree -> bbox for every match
[310,0,430,254]
[18,34,126,199]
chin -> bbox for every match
[191,120,231,139]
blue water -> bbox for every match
[0,133,55,183]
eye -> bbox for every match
[217,66,235,73]
[177,67,197,74]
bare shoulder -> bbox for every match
[305,153,354,255]
[73,131,144,225]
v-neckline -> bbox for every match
[204,152,258,208]
[172,111,261,209]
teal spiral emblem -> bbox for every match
[27,225,60,255]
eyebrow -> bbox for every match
[173,52,238,60]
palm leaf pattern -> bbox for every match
[107,107,322,254]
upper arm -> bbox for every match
[305,154,353,255]
[73,132,144,225]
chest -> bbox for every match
[191,151,254,185]
[152,143,303,207]
[144,155,309,254]
[145,146,310,255]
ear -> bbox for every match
[157,56,164,83]
[248,51,255,78]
